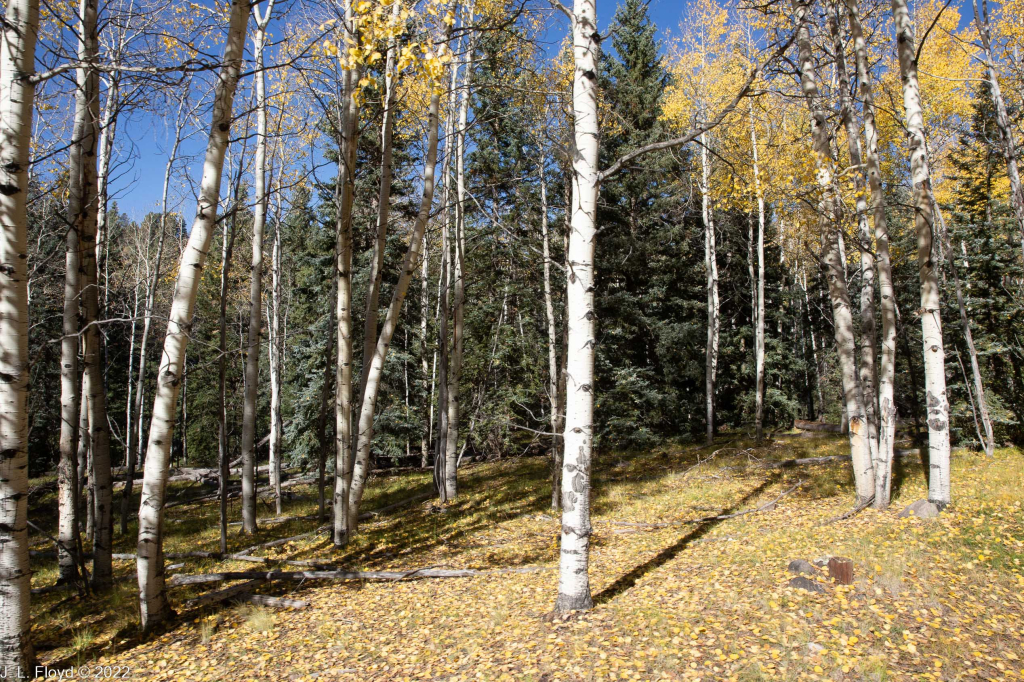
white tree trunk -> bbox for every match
[540,153,563,510]
[0,0,38,665]
[358,0,401,411]
[794,0,874,501]
[240,2,274,533]
[974,0,1024,262]
[891,0,951,507]
[269,198,283,515]
[444,19,473,501]
[123,95,184,533]
[333,11,361,543]
[420,232,430,468]
[136,0,251,631]
[556,0,600,614]
[831,12,879,475]
[846,0,898,508]
[748,101,766,444]
[73,0,113,590]
[347,90,443,528]
[700,131,720,446]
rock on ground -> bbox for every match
[788,576,826,594]
[899,499,940,519]
[787,559,817,575]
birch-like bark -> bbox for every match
[358,0,401,412]
[269,197,283,515]
[240,0,274,533]
[700,130,720,446]
[932,198,995,456]
[846,0,897,507]
[748,100,766,444]
[891,0,951,507]
[974,0,1024,262]
[0,0,38,664]
[831,12,879,475]
[122,95,185,533]
[540,153,563,510]
[58,35,86,582]
[136,0,251,631]
[445,18,474,501]
[347,90,443,529]
[556,0,600,613]
[217,207,237,552]
[794,0,874,501]
[333,1,361,544]
[74,0,113,590]
[420,233,430,468]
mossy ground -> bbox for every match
[30,434,1024,680]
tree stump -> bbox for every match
[828,557,854,584]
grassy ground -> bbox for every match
[30,433,1024,681]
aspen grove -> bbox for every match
[3,0,1024,675]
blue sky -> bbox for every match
[109,0,695,221]
[108,0,972,220]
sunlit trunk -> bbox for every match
[0,0,38,664]
[136,0,251,631]
[891,0,951,507]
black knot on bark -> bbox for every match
[0,183,21,196]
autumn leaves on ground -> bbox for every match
[33,436,1024,681]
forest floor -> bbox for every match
[30,433,1024,681]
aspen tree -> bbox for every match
[891,0,951,506]
[240,0,276,533]
[793,0,873,502]
[136,0,252,630]
[0,0,38,665]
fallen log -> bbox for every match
[184,579,265,609]
[241,593,309,609]
[794,420,843,433]
[762,448,920,470]
[167,564,553,588]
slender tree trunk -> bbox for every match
[846,0,898,508]
[699,131,720,446]
[136,0,251,631]
[420,232,430,469]
[240,2,274,533]
[932,199,995,456]
[80,371,93,542]
[748,101,766,444]
[269,201,283,515]
[794,0,874,501]
[72,0,113,591]
[348,85,446,528]
[333,6,361,544]
[445,21,473,501]
[434,79,456,503]
[540,153,563,510]
[555,0,600,614]
[358,0,401,412]
[217,156,243,554]
[0,0,38,664]
[891,0,951,507]
[974,0,1024,263]
[122,100,183,534]
[59,47,85,582]
[316,297,335,524]
[831,11,879,479]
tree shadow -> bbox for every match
[592,472,782,606]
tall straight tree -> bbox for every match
[831,10,878,473]
[891,0,951,507]
[973,0,1024,262]
[846,0,898,508]
[793,0,873,502]
[240,0,275,533]
[332,0,362,545]
[136,0,252,631]
[65,0,113,590]
[0,0,38,666]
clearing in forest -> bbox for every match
[31,436,1024,680]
